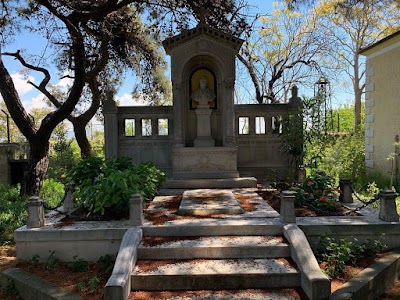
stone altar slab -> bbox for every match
[178,189,244,215]
[172,147,239,179]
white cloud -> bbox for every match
[116,93,150,106]
[11,72,35,95]
[23,94,48,112]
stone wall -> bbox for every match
[0,143,19,184]
[108,103,298,180]
[362,34,400,176]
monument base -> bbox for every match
[194,136,215,147]
[172,147,239,179]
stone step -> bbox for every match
[131,258,300,291]
[142,220,284,236]
[162,177,257,189]
[130,289,302,299]
[138,236,290,259]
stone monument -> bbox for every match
[163,22,244,180]
[192,76,215,147]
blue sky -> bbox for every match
[1,0,352,120]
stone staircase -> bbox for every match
[131,225,302,295]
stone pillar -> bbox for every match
[63,184,75,212]
[103,90,118,158]
[339,178,353,203]
[379,190,399,222]
[172,80,184,147]
[129,194,144,226]
[223,79,236,146]
[27,196,45,228]
[194,105,215,147]
[280,191,296,223]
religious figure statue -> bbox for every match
[191,76,216,107]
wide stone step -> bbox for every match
[138,236,290,259]
[142,220,284,236]
[130,289,302,299]
[131,258,300,291]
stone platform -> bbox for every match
[171,147,239,179]
[177,189,245,215]
[162,177,257,190]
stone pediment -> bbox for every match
[163,24,243,54]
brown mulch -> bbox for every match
[320,252,387,293]
[15,260,108,300]
[257,190,358,217]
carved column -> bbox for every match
[103,90,118,158]
[172,80,184,147]
[224,78,236,146]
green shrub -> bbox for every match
[69,157,165,216]
[97,254,115,277]
[290,171,340,212]
[40,179,65,208]
[0,184,27,244]
[307,131,366,190]
[66,256,88,272]
[315,236,386,278]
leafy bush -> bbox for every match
[316,131,365,190]
[40,179,65,208]
[0,184,27,244]
[315,236,386,278]
[69,157,165,216]
[66,256,88,272]
[290,171,340,212]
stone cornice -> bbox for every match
[163,24,244,54]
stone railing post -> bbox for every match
[63,184,75,212]
[280,191,296,223]
[379,189,399,222]
[339,178,353,203]
[27,196,45,228]
[129,194,144,226]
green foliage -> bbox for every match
[47,123,78,181]
[290,172,340,212]
[66,256,88,272]
[45,250,60,269]
[30,254,40,263]
[315,236,386,278]
[97,254,116,277]
[69,157,165,216]
[40,179,65,208]
[87,276,100,292]
[75,280,85,292]
[0,184,27,244]
[315,131,365,189]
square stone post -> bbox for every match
[27,196,45,228]
[339,178,353,203]
[63,184,75,212]
[129,194,144,226]
[103,90,119,158]
[379,189,399,222]
[280,191,296,223]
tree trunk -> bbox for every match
[354,87,362,130]
[72,119,93,158]
[22,138,50,196]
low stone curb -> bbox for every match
[283,224,331,300]
[1,267,84,300]
[330,250,400,300]
[104,228,142,300]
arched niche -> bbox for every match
[181,55,224,146]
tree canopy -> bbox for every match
[0,0,251,195]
